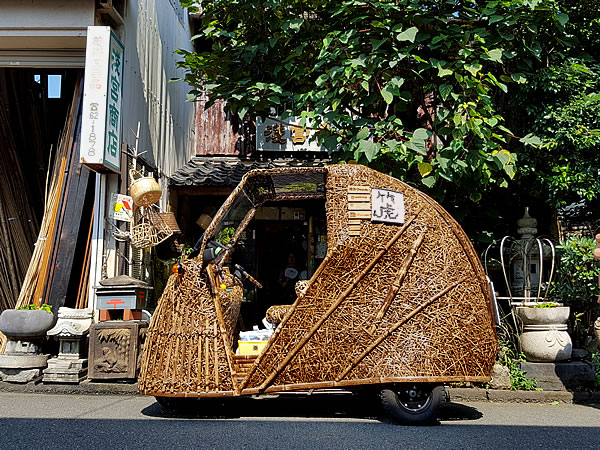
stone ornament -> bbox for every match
[47,307,93,338]
[43,307,93,384]
[516,306,572,362]
[0,308,55,383]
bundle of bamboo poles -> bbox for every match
[16,76,83,310]
[0,75,85,353]
[0,99,40,311]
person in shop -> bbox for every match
[278,252,304,303]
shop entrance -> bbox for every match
[0,68,94,312]
[236,199,327,329]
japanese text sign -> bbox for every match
[108,193,133,222]
[371,189,405,224]
[256,116,326,152]
[80,26,124,173]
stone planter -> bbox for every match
[0,309,55,339]
[0,309,55,383]
[516,306,572,362]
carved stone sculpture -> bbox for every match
[43,308,93,384]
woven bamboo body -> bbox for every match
[139,165,497,397]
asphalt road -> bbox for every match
[0,392,599,449]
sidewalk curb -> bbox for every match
[0,380,139,396]
[447,387,600,404]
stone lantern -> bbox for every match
[43,307,93,383]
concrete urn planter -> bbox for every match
[516,306,572,362]
[0,309,55,383]
[0,309,55,339]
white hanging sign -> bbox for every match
[80,26,124,173]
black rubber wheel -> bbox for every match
[155,396,199,412]
[379,384,444,425]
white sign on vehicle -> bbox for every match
[371,189,405,224]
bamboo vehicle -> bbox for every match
[139,164,498,424]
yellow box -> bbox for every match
[237,341,268,356]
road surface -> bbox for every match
[0,392,598,449]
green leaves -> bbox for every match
[556,12,569,27]
[487,49,503,63]
[237,105,249,121]
[464,62,482,77]
[380,77,405,104]
[438,65,453,77]
[283,18,304,32]
[176,0,580,213]
[511,73,527,84]
[407,128,430,156]
[519,133,542,146]
[492,150,517,179]
[380,86,393,104]
[439,84,452,101]
[358,139,379,162]
[396,26,419,43]
[418,162,432,177]
[356,127,370,140]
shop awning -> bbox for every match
[169,157,329,187]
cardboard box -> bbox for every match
[237,341,268,356]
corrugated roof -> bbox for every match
[169,157,329,187]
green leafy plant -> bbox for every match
[550,236,600,345]
[218,226,235,246]
[16,303,52,314]
[589,352,600,388]
[176,0,571,205]
[530,302,559,308]
[499,341,540,391]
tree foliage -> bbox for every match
[516,62,600,207]
[178,0,570,205]
[509,0,600,208]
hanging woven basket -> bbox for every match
[130,205,173,248]
[130,169,162,207]
[158,212,181,234]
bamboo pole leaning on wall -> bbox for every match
[0,89,44,353]
[0,102,40,312]
[0,76,83,354]
[17,77,82,309]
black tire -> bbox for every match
[379,384,444,425]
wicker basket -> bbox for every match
[158,212,181,234]
[130,205,173,248]
[130,169,162,207]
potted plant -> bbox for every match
[0,303,55,340]
[0,303,55,383]
[515,302,572,362]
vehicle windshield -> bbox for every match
[203,170,326,251]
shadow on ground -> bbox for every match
[141,392,482,423]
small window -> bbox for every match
[34,74,41,84]
[48,75,62,99]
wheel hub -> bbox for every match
[396,386,432,412]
